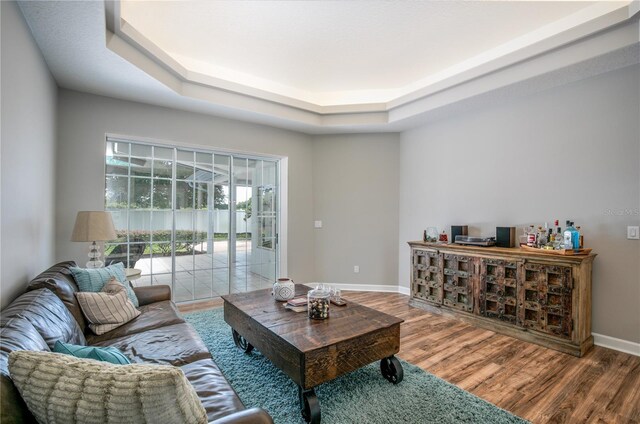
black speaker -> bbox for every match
[451,225,468,242]
[496,227,516,248]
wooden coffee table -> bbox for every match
[222,284,404,424]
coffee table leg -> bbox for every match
[299,387,320,424]
[231,329,254,354]
[380,355,404,384]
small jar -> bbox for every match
[308,287,330,320]
[426,227,438,243]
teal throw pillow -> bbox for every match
[53,340,131,365]
[70,262,139,307]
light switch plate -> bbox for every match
[314,220,322,229]
[628,226,639,240]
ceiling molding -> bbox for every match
[104,0,640,131]
[16,1,640,134]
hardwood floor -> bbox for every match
[178,291,640,424]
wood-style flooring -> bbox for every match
[178,291,640,424]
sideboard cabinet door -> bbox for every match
[518,262,573,339]
[411,249,443,305]
[442,254,475,312]
[479,258,519,324]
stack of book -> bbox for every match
[284,295,308,313]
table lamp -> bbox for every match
[71,211,117,269]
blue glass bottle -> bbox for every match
[563,220,574,249]
[571,222,580,251]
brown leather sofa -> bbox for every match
[0,261,273,424]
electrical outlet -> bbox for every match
[314,220,322,229]
[627,226,639,240]
[353,265,360,273]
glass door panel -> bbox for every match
[232,157,249,293]
[212,154,230,296]
[193,152,214,301]
[175,150,196,302]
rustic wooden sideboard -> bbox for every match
[408,241,596,356]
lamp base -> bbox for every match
[86,241,104,268]
[86,259,104,269]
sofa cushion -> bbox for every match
[86,300,185,344]
[92,323,211,366]
[0,311,50,424]
[0,289,85,348]
[133,284,172,306]
[9,350,208,424]
[70,262,139,307]
[53,341,131,365]
[76,279,141,335]
[26,260,86,331]
[181,359,245,423]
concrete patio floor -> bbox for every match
[132,240,275,302]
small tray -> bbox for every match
[520,244,592,256]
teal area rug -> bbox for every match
[184,309,528,424]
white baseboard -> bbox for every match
[305,284,639,357]
[306,282,409,295]
[592,333,640,356]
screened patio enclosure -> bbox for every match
[104,138,279,302]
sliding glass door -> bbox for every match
[104,138,279,302]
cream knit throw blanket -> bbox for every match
[9,351,208,424]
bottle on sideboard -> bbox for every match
[564,221,580,250]
[571,223,580,250]
[527,225,536,247]
[576,226,584,248]
[554,227,563,249]
[537,226,547,247]
[563,220,573,249]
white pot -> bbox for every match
[273,278,295,301]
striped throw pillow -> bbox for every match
[70,262,139,307]
[76,278,140,335]
[9,350,208,424]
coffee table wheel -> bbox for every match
[231,329,253,354]
[380,355,403,384]
[299,388,320,424]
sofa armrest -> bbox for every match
[133,285,172,306]
[209,408,274,424]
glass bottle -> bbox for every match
[563,221,575,250]
[554,227,563,249]
[571,223,580,251]
[537,226,547,247]
[576,226,583,248]
[527,225,536,247]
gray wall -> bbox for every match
[312,133,400,287]
[55,89,315,283]
[1,1,58,308]
[399,64,640,343]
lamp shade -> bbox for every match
[71,211,117,242]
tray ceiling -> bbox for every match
[17,1,640,133]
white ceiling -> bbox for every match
[121,0,595,105]
[17,1,640,134]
